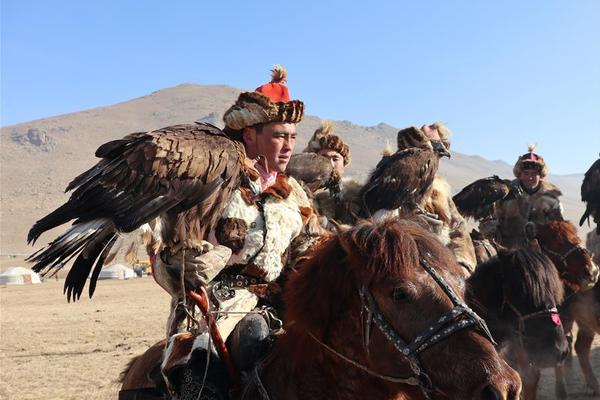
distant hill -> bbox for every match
[0,83,589,253]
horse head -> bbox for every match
[283,218,521,400]
[468,245,568,368]
[533,220,599,291]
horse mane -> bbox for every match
[500,246,564,307]
[537,220,581,245]
[283,218,459,342]
[471,244,565,313]
[119,353,143,384]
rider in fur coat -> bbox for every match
[153,68,325,389]
[302,121,351,227]
[480,145,565,249]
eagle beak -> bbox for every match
[431,140,451,158]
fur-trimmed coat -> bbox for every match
[483,179,564,248]
[209,174,322,282]
[419,176,477,273]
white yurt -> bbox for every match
[98,264,136,280]
[0,266,42,285]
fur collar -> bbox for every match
[239,174,294,205]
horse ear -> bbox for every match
[524,222,537,241]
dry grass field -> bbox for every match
[2,277,600,399]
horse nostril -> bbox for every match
[479,385,502,400]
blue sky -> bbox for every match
[2,1,599,174]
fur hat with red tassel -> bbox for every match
[304,121,351,166]
[513,144,548,179]
[223,65,303,133]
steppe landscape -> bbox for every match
[1,84,598,399]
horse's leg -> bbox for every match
[521,365,541,400]
[574,326,600,396]
[555,362,568,399]
[561,308,575,371]
[554,311,575,399]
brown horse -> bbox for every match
[555,230,600,399]
[121,219,521,399]
[239,219,523,400]
[532,220,599,291]
[466,245,568,400]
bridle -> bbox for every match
[501,299,561,338]
[306,255,496,400]
[540,242,592,280]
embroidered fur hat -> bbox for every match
[513,144,548,179]
[397,122,452,151]
[223,65,303,131]
[223,91,304,131]
[304,121,351,166]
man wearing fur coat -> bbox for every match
[398,122,478,274]
[480,145,564,249]
[155,67,325,389]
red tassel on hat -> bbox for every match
[255,64,290,102]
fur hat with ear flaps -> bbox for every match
[513,144,548,179]
[304,121,351,166]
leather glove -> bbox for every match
[154,241,232,296]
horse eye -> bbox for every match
[391,287,408,302]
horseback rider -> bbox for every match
[153,67,325,387]
[302,121,351,227]
[480,145,565,249]
[398,122,478,274]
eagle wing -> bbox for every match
[452,175,512,220]
[27,122,245,301]
[580,157,600,233]
[360,147,439,216]
[286,153,339,193]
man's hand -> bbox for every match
[155,241,232,296]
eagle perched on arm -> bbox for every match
[26,89,306,302]
[580,156,600,233]
[452,175,514,221]
[26,123,246,301]
[360,126,450,218]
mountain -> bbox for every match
[0,83,589,254]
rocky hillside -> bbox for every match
[0,84,589,254]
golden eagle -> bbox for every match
[285,153,340,194]
[360,128,450,217]
[27,123,247,301]
[580,157,600,233]
[452,175,514,221]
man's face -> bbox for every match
[519,169,541,190]
[318,148,345,176]
[244,122,297,173]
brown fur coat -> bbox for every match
[485,179,564,248]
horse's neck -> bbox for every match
[256,332,416,400]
